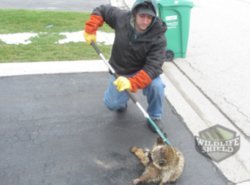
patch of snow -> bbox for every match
[110,0,135,9]
[0,31,115,45]
[58,31,115,45]
[58,31,84,44]
[0,33,38,45]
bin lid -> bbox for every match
[157,0,193,7]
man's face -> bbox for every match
[135,13,153,32]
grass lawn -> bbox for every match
[0,9,113,63]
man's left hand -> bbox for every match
[113,76,131,92]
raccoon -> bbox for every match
[130,137,184,185]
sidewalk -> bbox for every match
[0,0,109,12]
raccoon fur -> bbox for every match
[130,137,184,185]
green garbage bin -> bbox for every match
[158,0,193,60]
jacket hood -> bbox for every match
[131,0,158,16]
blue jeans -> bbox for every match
[103,75,165,120]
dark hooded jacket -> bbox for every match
[92,0,167,79]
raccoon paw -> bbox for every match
[130,146,138,153]
[132,178,140,185]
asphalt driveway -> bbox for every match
[0,72,228,185]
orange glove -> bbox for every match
[113,71,152,92]
[84,15,104,44]
[128,70,152,92]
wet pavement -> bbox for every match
[0,72,229,185]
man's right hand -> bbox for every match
[84,32,96,45]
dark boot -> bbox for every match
[116,104,128,113]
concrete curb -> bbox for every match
[161,62,250,184]
[0,60,108,77]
